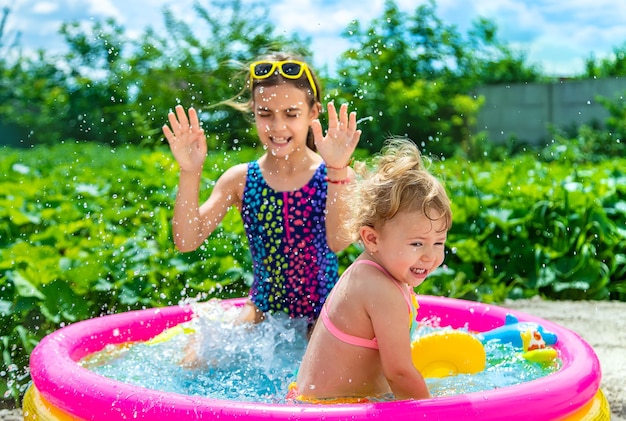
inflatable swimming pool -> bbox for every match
[23,296,609,420]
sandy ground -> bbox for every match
[2,297,624,421]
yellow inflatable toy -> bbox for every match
[411,330,486,378]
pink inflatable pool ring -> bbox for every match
[24,296,609,420]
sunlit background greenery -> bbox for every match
[1,0,624,406]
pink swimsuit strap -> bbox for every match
[320,260,413,350]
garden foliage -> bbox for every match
[1,0,626,408]
[1,143,624,403]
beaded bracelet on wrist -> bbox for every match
[325,158,354,171]
[325,176,351,185]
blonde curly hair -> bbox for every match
[344,137,452,243]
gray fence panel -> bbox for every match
[474,78,626,145]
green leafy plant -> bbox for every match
[1,141,625,407]
[0,142,255,403]
[426,155,626,302]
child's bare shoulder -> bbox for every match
[352,263,404,302]
[216,163,248,186]
[221,162,248,177]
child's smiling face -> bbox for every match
[369,209,448,288]
[253,83,318,157]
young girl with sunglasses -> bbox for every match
[291,138,452,402]
[162,52,362,328]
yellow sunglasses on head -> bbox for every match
[249,60,318,99]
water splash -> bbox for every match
[356,116,374,125]
[81,301,308,403]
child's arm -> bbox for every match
[163,105,241,252]
[311,102,361,252]
[369,285,431,400]
[171,166,242,252]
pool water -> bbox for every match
[79,301,560,403]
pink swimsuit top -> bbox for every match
[320,260,419,350]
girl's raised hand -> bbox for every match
[162,105,208,173]
[312,102,362,168]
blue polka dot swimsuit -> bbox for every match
[241,161,339,321]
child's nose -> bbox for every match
[420,246,436,262]
[271,116,287,130]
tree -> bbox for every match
[0,16,142,146]
[0,6,21,59]
[0,0,310,148]
[463,18,542,85]
[329,0,540,156]
[127,0,313,150]
[584,42,626,78]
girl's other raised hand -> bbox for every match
[312,102,362,168]
[162,105,208,173]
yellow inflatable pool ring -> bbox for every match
[561,389,611,421]
[23,385,76,421]
[411,330,486,378]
